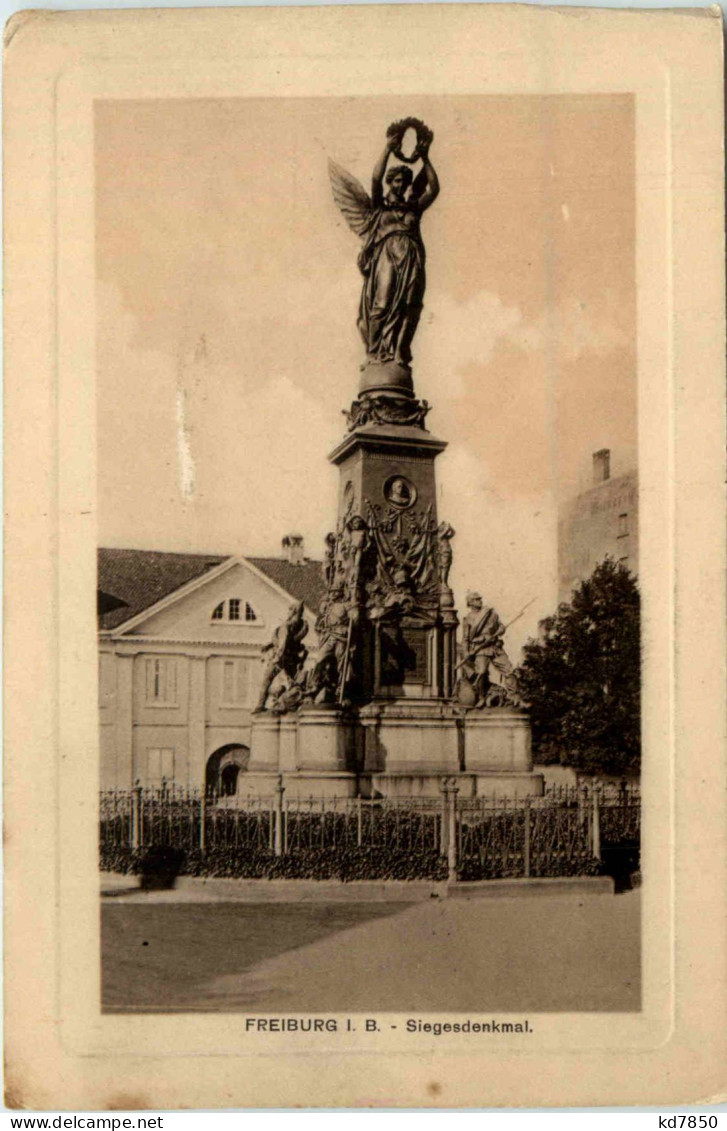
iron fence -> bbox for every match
[457,796,596,879]
[100,787,274,852]
[282,797,441,855]
[99,781,640,881]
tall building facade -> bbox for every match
[558,449,638,604]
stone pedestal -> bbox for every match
[328,424,447,563]
[276,772,359,800]
[278,717,299,772]
[236,771,281,799]
[247,712,280,772]
[359,358,414,398]
[360,699,462,777]
[296,707,358,773]
[473,772,544,798]
[463,709,532,772]
[462,709,543,798]
[364,708,543,798]
[369,770,463,799]
[248,706,359,776]
[368,770,543,800]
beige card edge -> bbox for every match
[4,3,727,1110]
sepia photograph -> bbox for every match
[4,3,725,1109]
[96,94,642,1016]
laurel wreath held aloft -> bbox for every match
[386,117,434,164]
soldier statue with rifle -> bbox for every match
[458,591,527,708]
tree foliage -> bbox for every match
[517,559,641,776]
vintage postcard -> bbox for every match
[4,2,726,1110]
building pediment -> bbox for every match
[98,550,324,643]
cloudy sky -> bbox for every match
[96,94,636,654]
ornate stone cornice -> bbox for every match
[328,425,447,466]
[104,638,266,657]
[344,394,431,432]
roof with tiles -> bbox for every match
[97,547,325,631]
[246,557,327,616]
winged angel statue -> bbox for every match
[329,119,439,371]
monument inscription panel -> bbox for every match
[401,626,428,683]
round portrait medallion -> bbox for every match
[383,475,417,510]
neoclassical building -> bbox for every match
[98,537,325,795]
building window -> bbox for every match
[618,512,629,538]
[593,448,611,483]
[210,599,262,624]
[221,658,253,706]
[147,747,175,786]
[592,447,610,484]
[145,657,177,705]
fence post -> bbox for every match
[357,795,363,847]
[580,783,590,852]
[447,780,459,883]
[274,775,285,857]
[439,778,449,857]
[199,790,206,853]
[131,784,142,850]
[523,798,531,878]
[592,786,601,861]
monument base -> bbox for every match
[248,706,360,776]
[236,771,359,801]
[463,709,533,772]
[473,771,544,798]
[368,771,543,799]
[235,768,543,801]
[246,713,280,773]
[360,699,462,775]
[235,771,281,800]
[296,706,360,773]
[243,704,542,800]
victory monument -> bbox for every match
[243,119,544,800]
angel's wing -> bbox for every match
[328,159,373,237]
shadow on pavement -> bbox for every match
[101,901,409,1012]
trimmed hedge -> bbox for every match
[100,841,603,883]
[100,841,448,882]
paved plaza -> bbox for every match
[102,889,640,1014]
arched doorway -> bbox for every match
[205,744,250,799]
